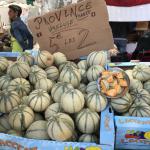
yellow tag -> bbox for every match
[86,146,102,150]
[144,132,150,140]
[109,63,115,67]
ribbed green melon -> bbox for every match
[9,105,35,131]
[87,51,107,67]
[17,52,34,66]
[29,65,47,84]
[45,66,59,81]
[130,79,143,90]
[35,51,54,68]
[111,93,133,113]
[86,81,98,93]
[34,113,44,121]
[35,78,53,93]
[51,82,73,103]
[0,57,9,72]
[144,80,150,93]
[78,83,87,94]
[0,75,12,90]
[130,88,150,105]
[61,89,85,114]
[125,70,133,81]
[8,78,31,97]
[78,60,88,70]
[59,67,81,88]
[45,103,62,120]
[0,115,11,133]
[7,61,30,79]
[21,96,29,105]
[26,120,49,140]
[53,52,67,66]
[132,64,150,81]
[79,134,98,143]
[28,89,52,112]
[75,108,100,134]
[7,130,23,137]
[47,113,75,141]
[87,65,104,81]
[86,91,107,112]
[129,102,150,117]
[0,90,21,113]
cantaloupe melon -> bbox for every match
[45,66,59,81]
[9,105,35,131]
[21,96,29,105]
[35,78,53,93]
[111,93,133,113]
[86,91,107,112]
[28,89,52,112]
[51,82,73,103]
[76,108,100,134]
[133,64,150,81]
[26,120,49,140]
[0,115,11,133]
[130,79,143,90]
[78,60,88,70]
[47,113,75,141]
[8,61,30,79]
[86,81,98,93]
[17,52,34,66]
[125,70,133,81]
[45,103,62,120]
[79,134,98,143]
[53,52,67,66]
[144,80,150,93]
[87,51,107,67]
[0,57,9,72]
[35,51,54,68]
[78,83,87,94]
[8,78,31,97]
[87,65,104,81]
[0,90,21,113]
[0,75,12,90]
[61,89,85,114]
[7,130,22,137]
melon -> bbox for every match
[0,75,12,90]
[29,65,47,85]
[87,65,104,81]
[86,91,107,112]
[130,88,150,105]
[35,78,53,93]
[34,113,44,121]
[125,70,133,81]
[0,57,9,72]
[86,81,98,93]
[45,66,59,81]
[9,105,34,131]
[17,52,34,66]
[35,51,54,68]
[130,79,143,90]
[59,67,81,88]
[26,120,49,140]
[7,130,22,137]
[7,61,30,79]
[129,102,150,117]
[144,80,150,93]
[132,64,150,81]
[61,89,85,114]
[8,78,31,97]
[87,51,107,67]
[78,60,88,70]
[21,96,29,105]
[75,108,100,134]
[53,52,67,66]
[45,103,62,120]
[28,89,52,112]
[69,131,78,142]
[78,83,87,94]
[110,93,133,113]
[59,61,78,72]
[0,90,21,113]
[79,134,98,143]
[0,115,11,133]
[79,69,88,84]
[47,113,75,141]
[51,82,73,103]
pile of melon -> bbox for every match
[111,64,150,117]
[0,50,108,143]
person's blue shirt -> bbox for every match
[10,17,33,51]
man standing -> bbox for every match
[8,5,33,52]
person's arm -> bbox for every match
[12,23,27,50]
[26,29,33,49]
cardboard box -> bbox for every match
[0,106,114,150]
[115,116,150,150]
